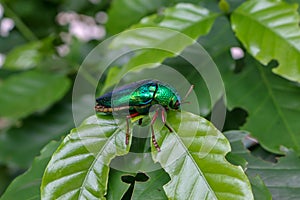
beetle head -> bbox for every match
[169,96,180,110]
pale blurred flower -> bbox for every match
[56,44,70,57]
[69,20,104,42]
[0,18,14,37]
[230,47,244,60]
[56,12,105,42]
[95,11,108,24]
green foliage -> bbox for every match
[104,3,219,91]
[0,101,75,168]
[3,37,55,70]
[107,168,170,199]
[0,0,300,199]
[153,111,253,200]
[225,56,300,154]
[106,0,169,34]
[0,141,60,200]
[41,112,253,199]
[225,131,300,200]
[0,70,70,119]
[231,0,300,82]
[41,115,130,199]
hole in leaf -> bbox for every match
[267,59,279,69]
[135,172,149,182]
[121,172,150,200]
[223,107,248,131]
[121,175,135,184]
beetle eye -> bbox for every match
[170,99,180,109]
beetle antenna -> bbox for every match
[182,85,194,103]
[180,101,191,105]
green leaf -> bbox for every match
[132,169,169,199]
[225,131,300,200]
[225,56,300,154]
[152,111,253,200]
[106,169,132,200]
[0,101,74,168]
[249,176,272,200]
[107,168,169,200]
[104,3,218,91]
[0,141,60,200]
[42,111,253,199]
[41,115,130,199]
[3,37,55,70]
[106,0,169,34]
[0,70,70,118]
[106,145,170,200]
[231,0,300,82]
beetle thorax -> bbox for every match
[154,84,180,110]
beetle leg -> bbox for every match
[165,123,173,133]
[151,110,161,152]
[125,116,130,145]
[161,109,173,133]
[161,109,166,123]
[125,112,140,145]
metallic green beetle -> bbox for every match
[95,79,193,151]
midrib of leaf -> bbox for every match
[257,66,300,151]
[178,151,217,200]
[77,128,122,199]
[159,126,218,199]
[235,9,300,55]
[182,142,218,200]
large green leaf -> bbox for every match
[106,0,169,34]
[226,131,300,200]
[104,3,219,91]
[225,56,300,154]
[106,140,170,200]
[41,111,253,199]
[3,37,55,70]
[0,141,60,200]
[231,0,300,82]
[131,169,169,200]
[152,111,253,200]
[41,115,130,199]
[106,168,132,200]
[0,101,74,168]
[248,176,272,200]
[0,70,70,119]
[107,168,169,200]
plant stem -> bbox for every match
[1,1,38,41]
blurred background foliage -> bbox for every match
[0,0,299,199]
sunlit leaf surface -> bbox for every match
[226,57,300,154]
[232,0,300,82]
[0,70,70,119]
[41,115,130,199]
[153,111,253,200]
